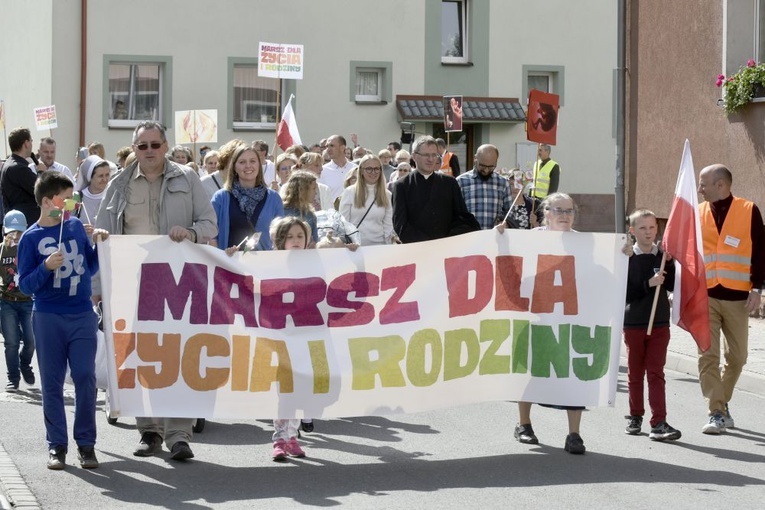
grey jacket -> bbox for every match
[95,159,217,241]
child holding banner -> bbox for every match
[269,216,313,460]
[622,209,681,441]
[17,172,109,470]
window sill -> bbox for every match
[354,100,388,105]
[441,61,474,67]
[233,122,277,132]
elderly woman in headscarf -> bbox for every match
[76,155,112,224]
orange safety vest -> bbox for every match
[699,197,754,291]
[439,151,453,176]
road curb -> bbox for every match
[0,441,40,510]
[663,350,765,398]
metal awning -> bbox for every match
[396,95,526,123]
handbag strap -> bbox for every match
[355,199,375,229]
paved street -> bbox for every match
[1,323,764,509]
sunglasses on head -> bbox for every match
[135,141,163,151]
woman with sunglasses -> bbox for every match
[339,154,398,246]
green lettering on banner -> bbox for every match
[443,328,479,381]
[479,320,511,375]
[348,336,406,390]
[571,325,611,381]
[511,320,530,374]
[406,329,442,387]
[530,324,570,378]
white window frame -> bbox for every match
[105,59,169,129]
[355,68,383,102]
[527,72,554,97]
[441,0,469,64]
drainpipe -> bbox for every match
[614,0,626,233]
[79,0,87,148]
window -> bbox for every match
[349,61,392,103]
[231,64,281,129]
[104,56,172,128]
[442,0,468,64]
[527,72,553,94]
[522,65,566,106]
[724,1,765,75]
[356,69,381,102]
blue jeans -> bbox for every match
[1,299,35,385]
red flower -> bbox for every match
[748,59,757,67]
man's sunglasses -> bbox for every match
[135,142,163,151]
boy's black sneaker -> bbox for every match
[47,446,66,470]
[625,415,643,435]
[649,421,682,441]
[77,446,99,469]
[300,420,314,433]
[5,381,19,393]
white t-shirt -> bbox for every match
[319,159,356,201]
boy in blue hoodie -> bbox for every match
[18,172,109,470]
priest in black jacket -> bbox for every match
[392,135,479,243]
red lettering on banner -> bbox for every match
[445,255,493,317]
[259,277,328,329]
[379,264,420,324]
[327,272,380,327]
[530,255,578,315]
[495,255,529,311]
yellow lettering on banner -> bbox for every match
[406,329,442,387]
[182,333,230,391]
[308,340,330,394]
[231,335,251,391]
[349,336,406,390]
[250,338,293,393]
[136,333,180,389]
[443,329,480,381]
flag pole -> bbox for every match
[646,252,668,335]
[272,75,282,162]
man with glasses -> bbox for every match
[1,128,38,226]
[456,144,511,230]
[392,135,479,243]
[95,121,217,462]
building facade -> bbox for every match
[2,0,618,229]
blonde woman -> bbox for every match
[339,155,397,245]
[273,153,298,190]
[297,152,333,210]
[282,170,319,244]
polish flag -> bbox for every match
[662,140,711,351]
[277,94,302,151]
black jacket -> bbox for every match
[624,246,675,328]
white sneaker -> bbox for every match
[701,413,726,435]
[722,404,735,429]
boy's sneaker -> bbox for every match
[701,412,726,435]
[514,423,539,444]
[47,446,66,470]
[272,439,287,461]
[77,446,99,469]
[625,415,643,435]
[133,432,163,457]
[723,404,735,429]
[5,381,19,393]
[21,367,35,386]
[564,433,586,454]
[649,421,682,441]
[300,419,314,433]
[285,437,306,458]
